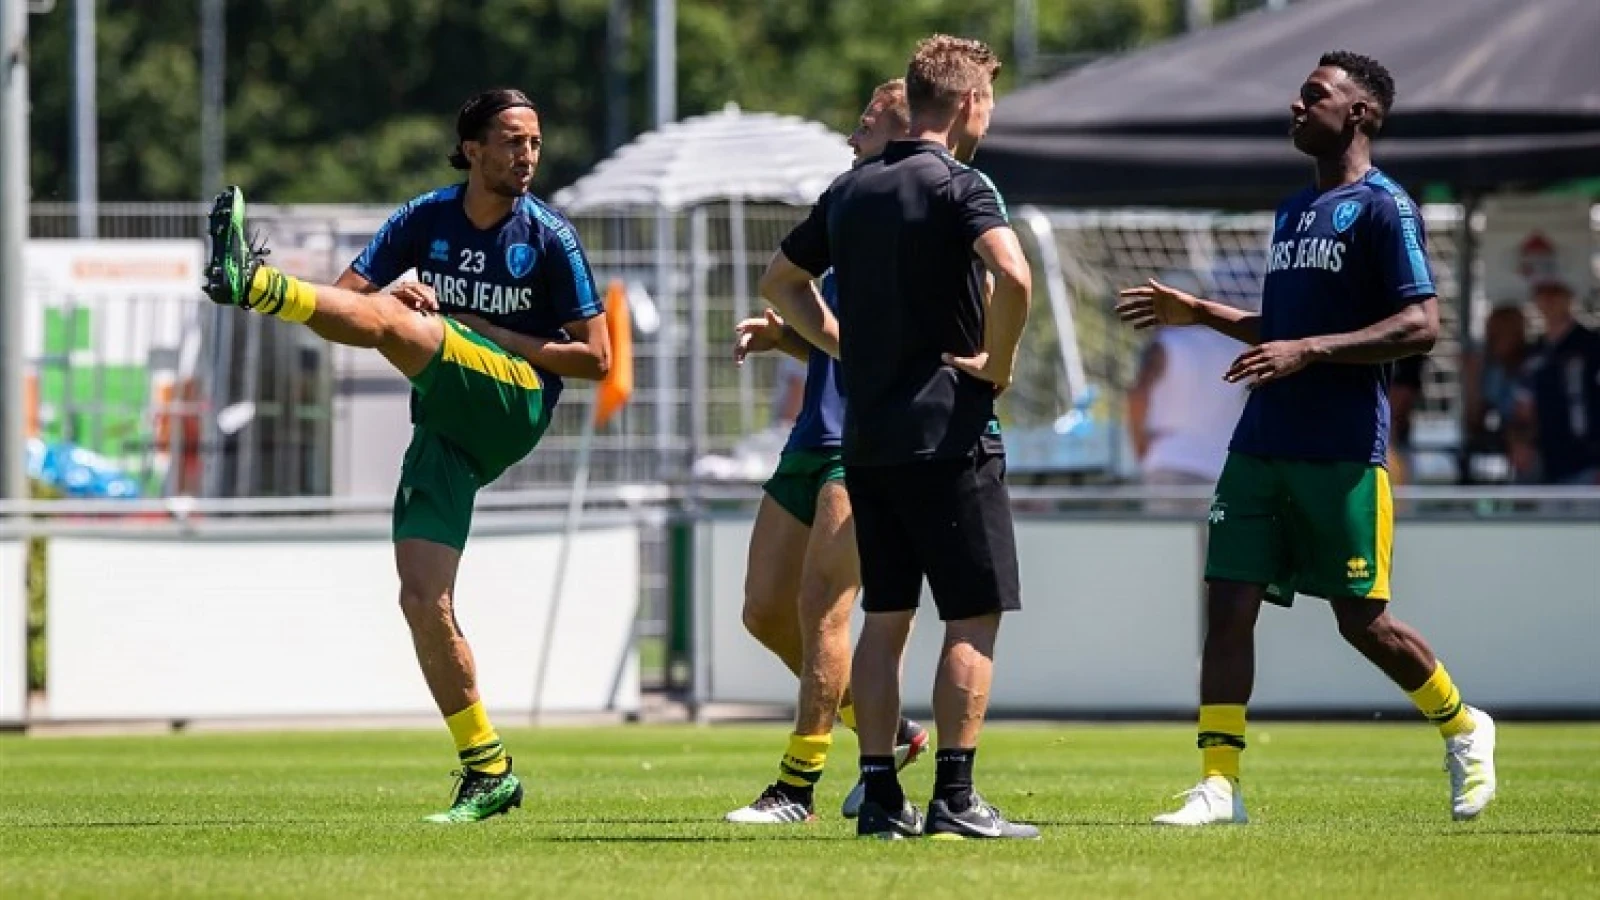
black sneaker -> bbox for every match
[925,794,1040,840]
[855,799,925,840]
[724,783,816,824]
[203,186,269,308]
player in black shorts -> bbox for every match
[760,35,1037,841]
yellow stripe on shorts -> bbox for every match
[442,320,540,391]
[1369,466,1394,600]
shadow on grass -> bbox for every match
[1441,827,1600,837]
[525,834,836,843]
[8,820,277,829]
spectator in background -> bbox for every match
[1127,270,1251,510]
[1387,355,1425,484]
[1517,277,1600,485]
[1462,305,1536,481]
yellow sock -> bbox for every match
[248,266,317,324]
[1407,662,1475,737]
[837,702,857,733]
[777,732,832,790]
[444,700,508,775]
[1198,704,1247,781]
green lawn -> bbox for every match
[2,723,1595,899]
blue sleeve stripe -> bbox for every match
[972,168,1009,221]
[526,198,602,318]
[351,186,456,285]
[1368,172,1435,294]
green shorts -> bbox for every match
[761,448,846,527]
[1205,452,1394,605]
[392,319,551,550]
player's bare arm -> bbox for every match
[1224,297,1438,385]
[1117,279,1263,346]
[454,312,613,380]
[733,309,811,366]
[334,267,443,315]
[759,251,840,360]
[334,268,383,294]
[945,226,1031,390]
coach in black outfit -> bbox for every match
[759,34,1037,841]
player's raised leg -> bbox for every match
[204,186,441,378]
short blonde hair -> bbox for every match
[871,78,910,130]
[906,35,1000,119]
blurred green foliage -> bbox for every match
[27,0,1238,204]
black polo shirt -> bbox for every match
[779,139,1010,467]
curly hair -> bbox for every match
[1319,50,1394,135]
[906,34,1001,120]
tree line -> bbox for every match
[26,0,1263,205]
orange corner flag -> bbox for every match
[594,280,633,427]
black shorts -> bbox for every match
[844,451,1021,621]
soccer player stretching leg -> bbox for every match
[724,81,929,826]
[1117,52,1496,825]
[202,89,610,823]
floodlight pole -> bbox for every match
[651,0,676,480]
[1014,0,1037,83]
[652,0,674,127]
[72,0,96,237]
[0,0,29,504]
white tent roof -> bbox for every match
[553,103,853,213]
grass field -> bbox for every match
[2,723,1596,899]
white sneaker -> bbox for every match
[841,719,931,819]
[1446,706,1497,821]
[724,784,815,824]
[1153,776,1249,826]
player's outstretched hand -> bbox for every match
[733,308,784,366]
[393,280,440,314]
[1115,279,1201,329]
[1225,339,1312,386]
[943,351,1010,393]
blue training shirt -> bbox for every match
[350,183,604,405]
[1230,168,1436,465]
[783,272,846,453]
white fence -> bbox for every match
[692,495,1600,716]
[0,498,654,725]
[4,487,1597,725]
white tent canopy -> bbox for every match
[553,103,853,213]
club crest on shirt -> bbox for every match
[506,243,537,279]
[429,239,450,262]
[1333,201,1361,234]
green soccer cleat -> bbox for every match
[423,759,524,824]
[203,185,267,308]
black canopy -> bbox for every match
[977,0,1600,207]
